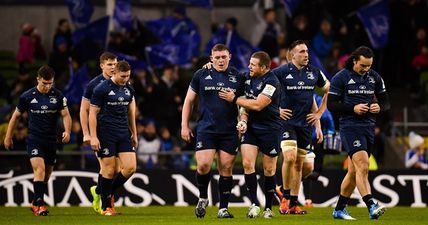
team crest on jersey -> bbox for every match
[49,97,57,104]
[307,72,314,80]
[196,141,203,149]
[118,97,124,102]
[31,149,39,155]
[368,76,375,84]
[124,88,131,96]
[229,76,237,83]
[256,82,263,90]
[103,148,110,155]
[353,140,361,147]
[283,132,290,138]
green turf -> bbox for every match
[0,206,427,225]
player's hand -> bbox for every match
[306,112,321,125]
[202,62,213,69]
[315,127,323,144]
[83,134,91,145]
[236,120,247,134]
[369,103,380,114]
[3,138,13,150]
[131,135,138,148]
[90,137,101,151]
[218,89,234,102]
[181,126,194,143]
[279,108,292,120]
[354,103,369,115]
[62,132,70,144]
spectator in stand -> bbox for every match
[31,29,47,60]
[53,19,73,52]
[286,14,311,46]
[48,37,70,90]
[405,131,428,170]
[16,23,35,71]
[137,119,161,169]
[411,45,428,72]
[311,19,334,61]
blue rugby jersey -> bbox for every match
[190,67,245,134]
[244,71,281,130]
[17,87,67,141]
[272,63,328,127]
[82,74,107,100]
[328,69,386,127]
[91,79,135,132]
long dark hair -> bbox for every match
[345,46,374,70]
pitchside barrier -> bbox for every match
[0,169,427,207]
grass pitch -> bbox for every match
[1,206,427,225]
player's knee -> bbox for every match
[242,159,255,173]
[122,165,136,177]
[197,162,212,174]
[263,165,276,176]
[218,164,233,176]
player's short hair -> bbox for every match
[116,60,131,72]
[99,52,117,63]
[251,51,271,68]
[37,65,55,80]
[211,44,230,53]
[289,40,307,51]
[345,46,374,70]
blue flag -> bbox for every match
[64,64,89,105]
[64,0,94,28]
[113,0,134,30]
[282,0,300,18]
[171,0,212,9]
[72,16,110,48]
[309,47,331,80]
[114,51,148,71]
[145,16,201,67]
[357,0,390,49]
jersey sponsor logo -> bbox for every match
[50,97,57,104]
[359,85,366,90]
[217,82,225,87]
[118,97,124,102]
[31,149,39,155]
[298,81,305,86]
[30,98,38,104]
[262,84,276,97]
[285,74,293,79]
[108,90,116,96]
[205,75,212,80]
[269,149,277,154]
[348,79,356,84]
[229,76,237,83]
[307,72,314,80]
[41,105,48,110]
[353,140,361,147]
[102,148,110,155]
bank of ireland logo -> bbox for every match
[118,97,124,102]
[353,140,361,147]
[31,149,39,155]
[196,142,203,149]
[41,105,48,110]
[298,81,305,86]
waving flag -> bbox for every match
[282,0,300,18]
[64,63,89,105]
[64,0,93,28]
[114,51,148,71]
[357,0,390,49]
[113,0,134,30]
[72,16,110,48]
[309,47,331,80]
